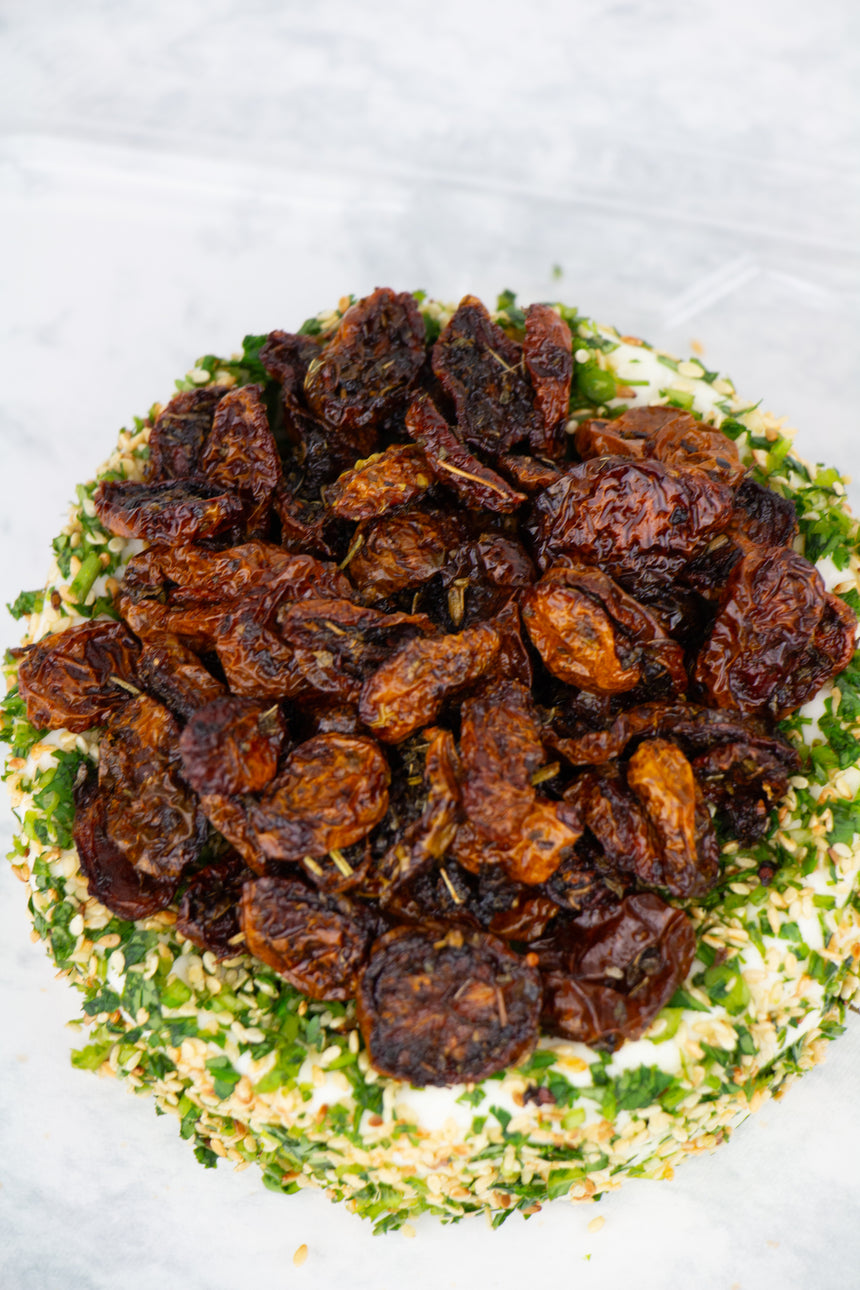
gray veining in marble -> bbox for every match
[1,3,859,1288]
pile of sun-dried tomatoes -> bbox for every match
[16,290,857,1086]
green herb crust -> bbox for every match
[4,296,860,1232]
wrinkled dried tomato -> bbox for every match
[358,621,501,743]
[695,546,857,718]
[17,620,140,733]
[531,457,734,587]
[325,444,436,520]
[198,383,282,535]
[97,695,207,882]
[347,506,464,600]
[406,394,527,514]
[249,733,390,860]
[540,893,696,1049]
[176,854,252,958]
[179,696,286,796]
[94,478,247,545]
[73,769,177,920]
[356,924,542,1085]
[432,295,540,452]
[136,632,226,720]
[277,597,436,704]
[626,738,719,897]
[459,681,545,845]
[147,385,230,483]
[523,303,573,458]
[304,288,425,434]
[242,876,372,1000]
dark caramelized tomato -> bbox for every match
[98,695,207,882]
[531,457,733,587]
[178,696,286,796]
[176,854,253,958]
[695,546,856,718]
[198,383,282,534]
[539,893,696,1049]
[146,385,230,482]
[94,478,247,544]
[304,287,425,433]
[356,925,542,1085]
[347,507,463,600]
[136,632,226,720]
[431,295,540,452]
[249,733,390,860]
[459,681,545,845]
[405,394,527,514]
[73,770,178,920]
[522,303,573,458]
[17,620,140,733]
[241,876,372,1000]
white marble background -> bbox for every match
[1,2,859,1288]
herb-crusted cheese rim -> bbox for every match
[3,295,860,1233]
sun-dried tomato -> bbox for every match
[347,506,464,601]
[304,288,425,435]
[73,769,178,919]
[249,733,390,861]
[691,739,792,842]
[356,924,542,1085]
[565,767,664,887]
[531,457,734,587]
[358,621,501,743]
[522,574,637,694]
[695,546,857,718]
[283,386,363,495]
[406,394,527,514]
[98,695,207,881]
[136,632,226,720]
[17,621,140,733]
[521,562,687,696]
[198,792,268,875]
[540,893,696,1049]
[272,489,335,558]
[176,854,252,958]
[198,384,282,535]
[259,330,323,393]
[488,894,561,941]
[495,453,564,495]
[432,296,540,452]
[214,601,303,700]
[147,386,230,483]
[549,698,799,769]
[325,444,436,520]
[459,681,545,845]
[649,415,745,486]
[242,876,373,1000]
[523,303,573,458]
[440,536,536,630]
[178,697,286,796]
[376,726,462,897]
[452,798,582,886]
[128,541,353,610]
[626,738,719,897]
[732,476,798,548]
[94,478,247,545]
[276,598,436,703]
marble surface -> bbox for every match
[1,3,859,1287]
